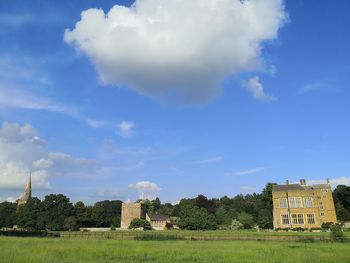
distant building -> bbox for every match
[146,213,169,230]
[120,201,169,230]
[17,176,32,206]
[272,179,337,229]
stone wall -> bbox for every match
[120,203,146,229]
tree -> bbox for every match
[41,194,73,231]
[128,218,151,230]
[215,206,231,226]
[0,202,17,228]
[16,197,43,230]
[333,185,350,212]
[237,212,255,229]
[64,216,79,231]
[195,195,216,214]
[335,203,350,223]
[92,200,122,227]
[178,204,217,230]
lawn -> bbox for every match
[1,237,350,263]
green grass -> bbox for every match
[1,237,350,263]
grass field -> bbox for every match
[1,237,350,263]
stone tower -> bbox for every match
[120,202,146,229]
[17,175,32,206]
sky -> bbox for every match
[0,0,349,204]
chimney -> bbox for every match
[326,178,330,184]
[300,179,306,186]
[285,180,289,185]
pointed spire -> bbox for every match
[18,174,32,206]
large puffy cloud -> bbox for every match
[0,122,98,192]
[129,181,160,200]
[65,0,286,102]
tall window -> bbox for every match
[281,214,290,225]
[289,197,302,208]
[304,197,313,208]
[291,214,298,224]
[279,198,288,208]
[307,214,316,224]
[297,214,304,224]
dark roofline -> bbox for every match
[146,213,169,221]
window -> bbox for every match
[304,197,313,208]
[320,212,325,217]
[307,214,316,224]
[320,206,324,210]
[281,214,290,225]
[291,214,298,224]
[279,198,288,208]
[289,197,302,208]
[297,214,304,224]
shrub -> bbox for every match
[128,218,152,230]
[321,222,334,230]
[230,219,243,230]
[291,227,305,232]
[330,224,344,242]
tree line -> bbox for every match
[1,183,350,231]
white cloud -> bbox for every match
[0,122,98,191]
[0,86,79,117]
[129,180,160,200]
[308,177,350,188]
[242,76,277,101]
[226,167,265,176]
[117,121,134,138]
[197,156,223,164]
[65,0,286,102]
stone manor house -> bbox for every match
[121,202,169,230]
[272,179,337,229]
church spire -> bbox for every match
[17,174,32,206]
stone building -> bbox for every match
[120,202,146,229]
[17,176,32,206]
[146,213,169,230]
[120,201,169,230]
[272,179,337,229]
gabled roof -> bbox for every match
[146,213,169,221]
[273,184,305,192]
[273,182,331,192]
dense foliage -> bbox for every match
[128,218,151,230]
[1,183,350,231]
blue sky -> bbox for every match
[0,0,349,204]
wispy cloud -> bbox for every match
[117,121,134,138]
[0,87,79,116]
[298,82,339,95]
[242,76,277,101]
[196,156,223,164]
[226,167,265,176]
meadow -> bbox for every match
[1,236,350,263]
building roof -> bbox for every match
[273,184,305,192]
[273,182,330,192]
[146,213,169,221]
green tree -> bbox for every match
[333,185,350,212]
[16,197,43,230]
[335,203,350,223]
[128,218,151,230]
[64,216,79,231]
[237,212,254,229]
[0,202,17,228]
[41,194,73,231]
[92,200,122,227]
[178,204,217,230]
